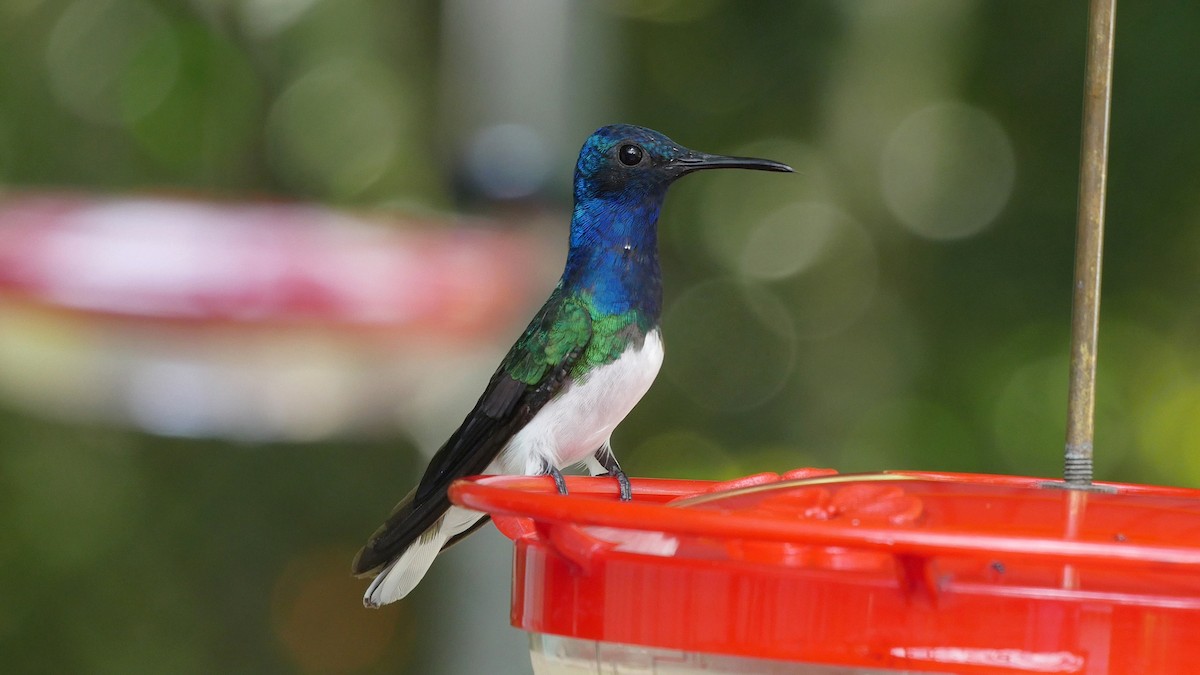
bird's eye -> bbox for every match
[618,144,644,166]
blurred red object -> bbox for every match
[0,193,532,335]
[0,193,549,440]
[453,470,1200,674]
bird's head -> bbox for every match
[573,124,793,202]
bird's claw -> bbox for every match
[592,449,633,501]
[544,463,568,495]
[611,469,632,501]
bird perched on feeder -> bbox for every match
[353,124,792,607]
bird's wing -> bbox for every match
[352,291,592,576]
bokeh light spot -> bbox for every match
[778,213,878,340]
[881,102,1015,240]
[739,202,840,281]
[267,59,408,198]
[992,355,1068,476]
[697,139,832,271]
[128,26,264,181]
[45,0,179,127]
[1140,383,1200,481]
[272,549,405,674]
[663,279,796,412]
[239,0,323,38]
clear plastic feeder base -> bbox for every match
[530,634,929,674]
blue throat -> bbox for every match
[561,189,665,319]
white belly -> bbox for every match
[494,329,664,475]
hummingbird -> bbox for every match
[353,124,792,607]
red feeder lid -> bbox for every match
[0,193,535,335]
[450,469,1200,674]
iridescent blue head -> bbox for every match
[565,124,791,317]
[573,124,793,201]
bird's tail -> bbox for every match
[353,489,486,608]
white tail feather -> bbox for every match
[363,506,485,607]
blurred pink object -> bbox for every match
[0,193,550,441]
[0,193,531,334]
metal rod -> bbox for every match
[1064,0,1117,487]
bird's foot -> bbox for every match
[592,448,633,501]
[543,463,568,496]
[608,469,632,502]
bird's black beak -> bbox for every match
[668,150,794,177]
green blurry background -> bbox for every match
[3,1,1200,673]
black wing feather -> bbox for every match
[352,294,591,576]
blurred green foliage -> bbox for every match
[3,1,1200,673]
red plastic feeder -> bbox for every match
[0,193,545,439]
[450,469,1200,674]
